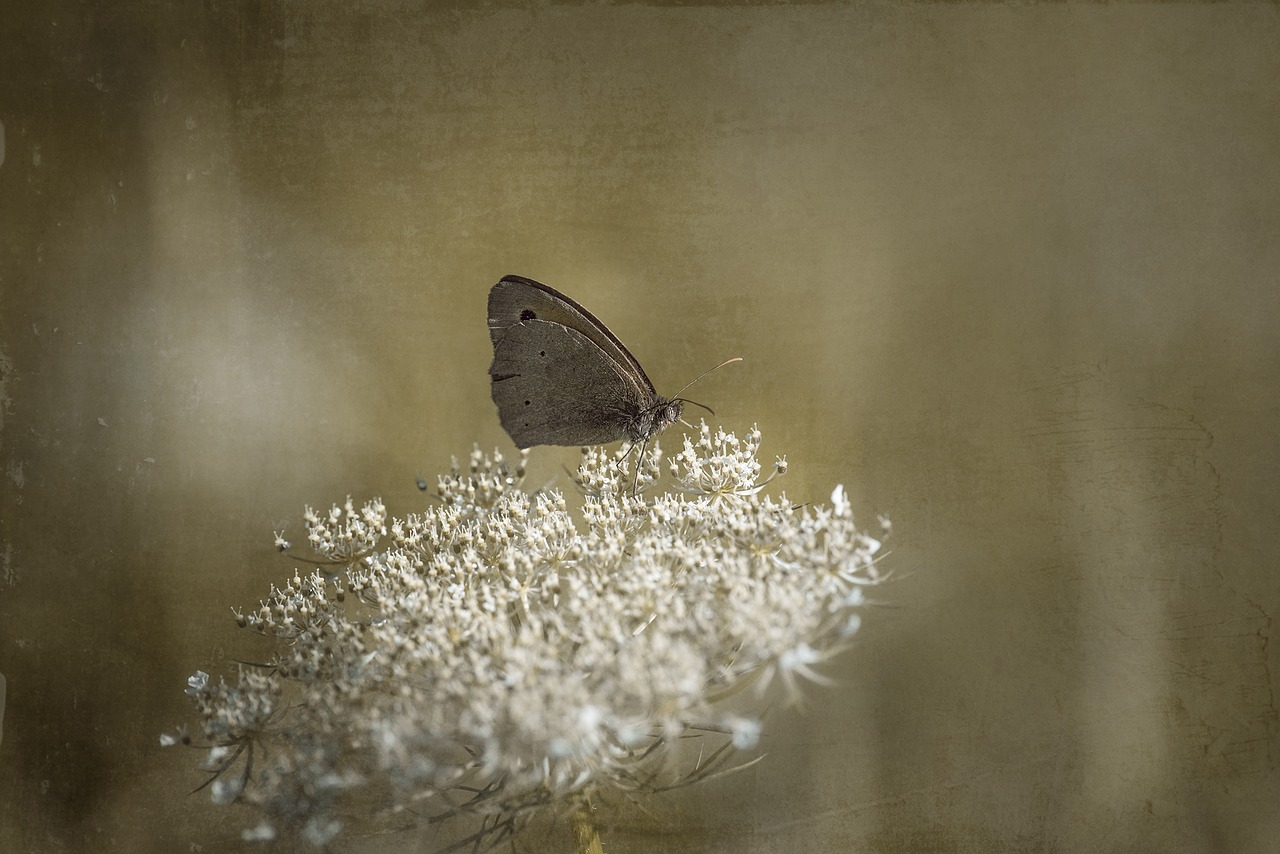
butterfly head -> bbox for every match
[630,396,684,443]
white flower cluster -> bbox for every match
[167,424,886,849]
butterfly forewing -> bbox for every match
[488,276,655,402]
[489,319,649,448]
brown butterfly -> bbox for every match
[487,275,737,450]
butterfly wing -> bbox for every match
[488,275,656,403]
[490,319,651,448]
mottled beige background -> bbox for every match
[2,2,1277,852]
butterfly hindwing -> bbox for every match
[489,319,650,448]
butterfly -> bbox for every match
[487,275,737,451]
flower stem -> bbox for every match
[570,793,604,854]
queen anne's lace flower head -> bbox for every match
[167,424,886,848]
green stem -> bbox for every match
[570,793,604,854]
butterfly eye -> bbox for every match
[520,309,537,321]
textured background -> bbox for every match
[2,3,1278,852]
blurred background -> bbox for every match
[2,3,1277,851]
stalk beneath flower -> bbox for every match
[570,792,604,854]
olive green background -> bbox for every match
[2,3,1277,852]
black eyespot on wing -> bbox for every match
[524,400,531,406]
[539,350,546,357]
[520,309,537,321]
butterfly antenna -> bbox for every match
[678,398,715,416]
[671,357,742,399]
